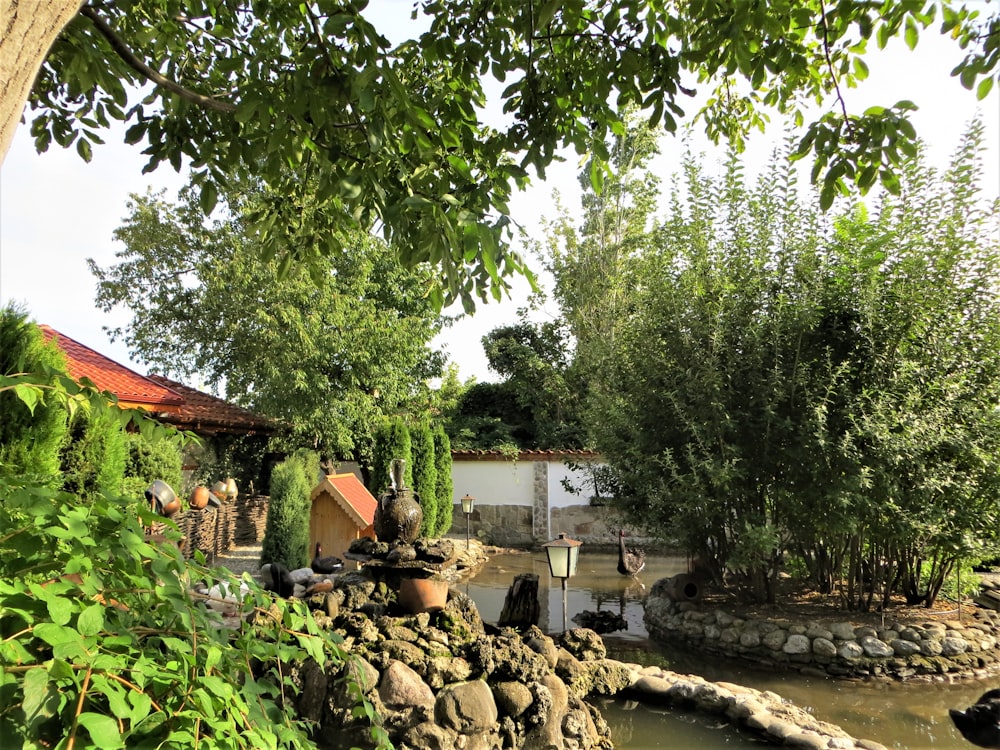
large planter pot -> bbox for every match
[398,577,449,614]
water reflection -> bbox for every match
[465,550,992,749]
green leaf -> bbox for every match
[22,668,54,724]
[77,603,104,636]
[12,383,40,414]
[200,181,218,214]
[904,17,919,50]
[976,75,994,101]
[77,712,124,747]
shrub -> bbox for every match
[59,407,128,501]
[0,306,68,481]
[411,419,437,537]
[433,424,454,535]
[120,431,184,500]
[260,450,317,569]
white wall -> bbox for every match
[548,461,601,509]
[452,461,534,507]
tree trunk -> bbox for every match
[497,572,540,629]
[0,0,82,164]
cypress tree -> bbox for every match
[433,424,454,535]
[411,419,438,537]
[59,407,129,500]
[0,306,68,481]
[260,450,317,569]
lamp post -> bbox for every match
[461,494,476,546]
[543,533,582,632]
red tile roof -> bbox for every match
[145,374,279,436]
[451,449,601,461]
[311,473,377,529]
[39,325,184,410]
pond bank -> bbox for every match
[644,575,1000,683]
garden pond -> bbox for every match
[464,549,993,749]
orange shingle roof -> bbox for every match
[39,325,184,410]
[145,375,278,436]
[311,473,377,529]
[452,449,601,461]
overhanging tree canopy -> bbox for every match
[3,0,997,308]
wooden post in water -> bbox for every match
[497,573,540,629]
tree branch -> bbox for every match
[79,5,237,114]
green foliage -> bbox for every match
[121,431,183,501]
[369,419,412,497]
[59,406,129,501]
[91,182,443,464]
[585,121,1000,608]
[411,420,438,537]
[0,471,373,750]
[433,425,454,535]
[21,2,998,308]
[260,451,317,570]
[0,306,68,481]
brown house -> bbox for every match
[310,473,377,567]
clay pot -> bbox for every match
[224,477,238,499]
[398,577,449,614]
[209,481,227,507]
[189,485,210,510]
[374,488,423,544]
[145,480,180,517]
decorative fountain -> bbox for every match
[346,459,459,614]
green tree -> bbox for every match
[260,451,318,570]
[120,431,184,500]
[91,182,444,464]
[0,306,68,481]
[59,407,129,501]
[6,2,998,304]
[411,419,438,537]
[369,418,412,498]
[591,124,1000,608]
[433,424,454,535]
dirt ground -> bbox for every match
[698,573,987,629]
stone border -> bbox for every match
[644,577,1000,682]
[611,660,887,749]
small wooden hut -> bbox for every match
[309,473,377,568]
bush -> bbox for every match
[59,407,129,501]
[260,450,317,569]
[411,419,437,537]
[433,425,454,535]
[0,471,378,749]
[120,431,184,500]
[0,306,68,481]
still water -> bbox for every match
[464,550,992,749]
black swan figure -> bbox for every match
[617,529,646,577]
[311,542,343,574]
[950,689,1000,748]
[262,562,296,599]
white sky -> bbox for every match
[0,7,997,388]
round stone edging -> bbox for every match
[644,577,1000,683]
[604,657,887,750]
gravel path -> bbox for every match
[213,543,264,581]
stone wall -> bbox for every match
[645,577,1000,682]
[452,503,535,547]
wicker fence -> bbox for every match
[170,494,271,563]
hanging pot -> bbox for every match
[209,481,227,507]
[189,485,210,510]
[224,477,238,500]
[145,480,180,517]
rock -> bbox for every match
[860,636,894,658]
[942,636,969,656]
[379,660,435,708]
[829,622,857,640]
[434,679,499,734]
[524,629,559,668]
[559,628,607,661]
[812,637,837,657]
[402,720,456,750]
[492,681,534,717]
[584,659,634,697]
[762,628,788,650]
[523,673,568,750]
[782,634,811,654]
[891,639,921,657]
